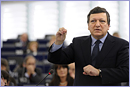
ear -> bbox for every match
[108,25,110,30]
[88,23,90,30]
[88,27,90,31]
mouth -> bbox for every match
[94,29,101,31]
[60,72,64,74]
[95,29,101,30]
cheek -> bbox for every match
[56,70,59,74]
[88,25,90,30]
[34,65,36,68]
[88,24,94,30]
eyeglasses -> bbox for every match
[27,63,35,65]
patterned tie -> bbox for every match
[92,40,101,66]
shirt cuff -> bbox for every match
[50,43,63,52]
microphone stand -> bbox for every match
[36,74,50,86]
[36,69,54,86]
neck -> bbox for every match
[59,77,67,86]
[60,76,67,82]
[92,32,108,40]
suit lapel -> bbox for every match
[95,34,115,68]
[81,36,92,65]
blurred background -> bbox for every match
[1,1,129,86]
[1,1,129,45]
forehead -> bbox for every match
[57,65,63,68]
[26,57,35,63]
[57,65,67,69]
[89,13,107,20]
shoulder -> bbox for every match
[74,36,89,39]
[73,35,90,42]
[109,34,129,44]
[107,34,129,48]
[35,68,42,75]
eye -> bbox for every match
[100,20,105,23]
[57,67,60,69]
[91,20,96,22]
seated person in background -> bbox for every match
[18,55,42,84]
[19,33,29,47]
[1,58,17,85]
[15,33,30,54]
[68,63,75,79]
[26,41,39,56]
[1,73,5,86]
[1,70,10,86]
[1,58,13,77]
[49,64,74,86]
[112,32,120,38]
[1,58,9,72]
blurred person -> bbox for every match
[1,70,10,86]
[1,58,9,72]
[19,33,29,47]
[68,63,75,79]
[113,32,120,38]
[18,55,42,84]
[1,58,14,77]
[26,41,39,56]
[48,6,129,86]
[1,70,16,86]
[15,33,30,54]
[49,64,74,86]
[1,73,5,86]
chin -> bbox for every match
[60,75,66,77]
[94,34,102,37]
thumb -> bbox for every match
[83,72,88,75]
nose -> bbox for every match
[60,67,64,71]
[95,20,100,27]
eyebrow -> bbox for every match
[91,18,105,20]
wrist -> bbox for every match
[98,69,102,77]
[55,41,63,45]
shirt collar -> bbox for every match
[25,73,29,78]
[91,33,108,46]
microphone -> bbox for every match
[36,69,54,86]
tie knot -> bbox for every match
[95,40,101,45]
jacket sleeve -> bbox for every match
[48,40,75,64]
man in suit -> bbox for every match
[18,55,42,84]
[15,33,30,54]
[48,6,129,86]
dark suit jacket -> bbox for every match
[18,67,43,84]
[48,33,129,86]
